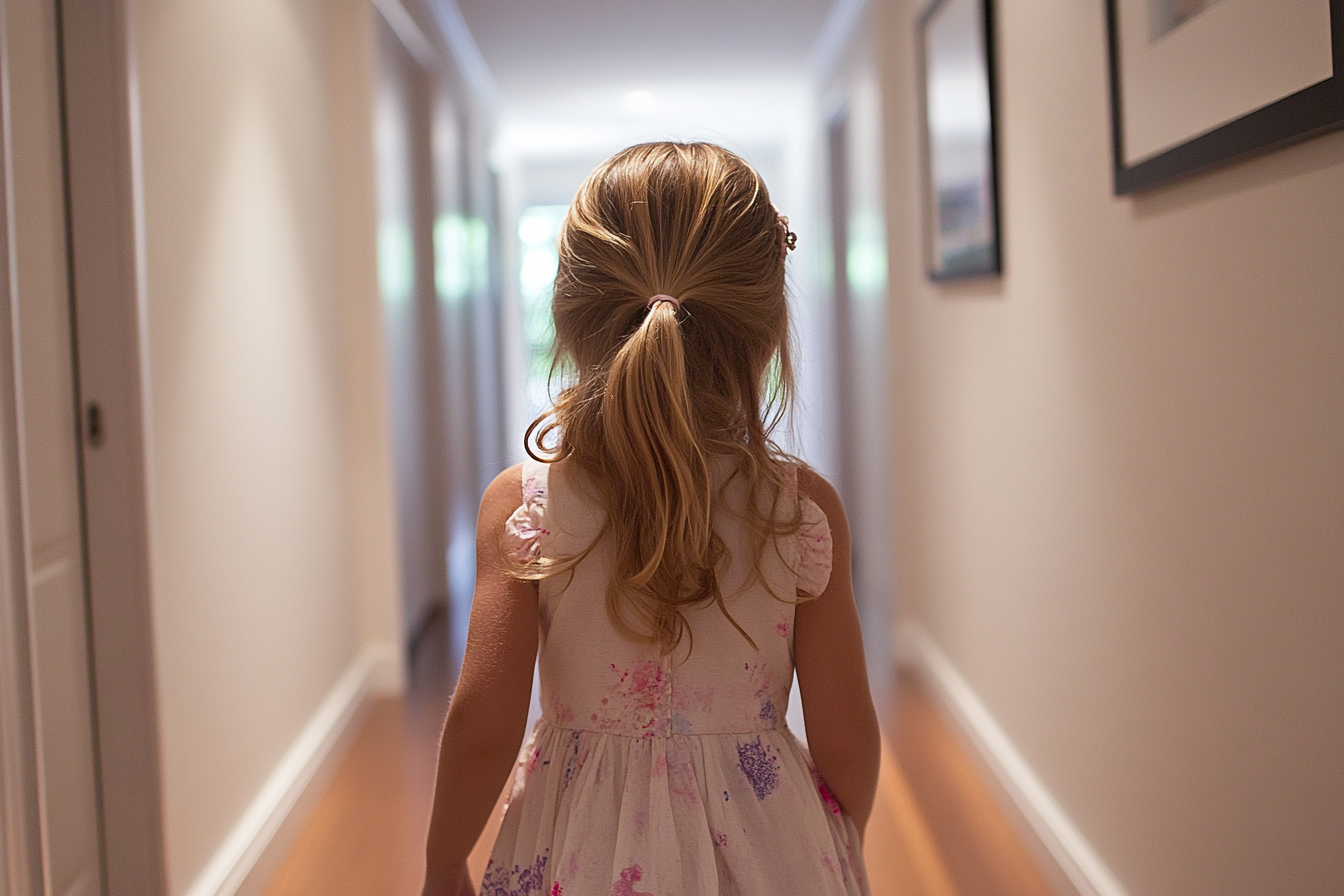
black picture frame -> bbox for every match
[917,0,1003,280]
[1106,0,1344,194]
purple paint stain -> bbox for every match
[736,737,779,800]
[759,698,776,723]
[481,854,548,896]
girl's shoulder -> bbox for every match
[482,463,526,516]
[795,465,844,521]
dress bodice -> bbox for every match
[505,456,832,740]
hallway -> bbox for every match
[0,1,1340,896]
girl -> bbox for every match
[422,142,880,896]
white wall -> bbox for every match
[879,2,1344,895]
[132,1,400,891]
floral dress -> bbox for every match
[484,457,868,896]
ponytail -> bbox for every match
[600,299,747,649]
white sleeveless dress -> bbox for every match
[483,457,868,896]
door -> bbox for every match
[0,0,107,894]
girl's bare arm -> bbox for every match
[423,464,538,895]
[793,469,881,836]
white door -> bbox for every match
[0,0,106,894]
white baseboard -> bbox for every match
[184,641,404,896]
[896,621,1129,896]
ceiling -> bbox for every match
[449,0,848,162]
[455,0,838,95]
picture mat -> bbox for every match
[923,0,997,275]
[1149,0,1225,41]
[1118,0,1333,164]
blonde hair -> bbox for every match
[518,142,801,653]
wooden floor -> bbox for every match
[262,618,1056,896]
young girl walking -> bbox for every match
[422,142,880,896]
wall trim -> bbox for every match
[371,0,436,69]
[897,621,1130,896]
[183,641,403,896]
[807,0,870,82]
[426,0,498,108]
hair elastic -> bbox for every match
[647,294,680,310]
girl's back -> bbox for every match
[420,143,879,896]
[484,456,865,896]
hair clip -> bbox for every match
[777,215,798,261]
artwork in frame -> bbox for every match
[1106,0,1344,194]
[918,0,1002,280]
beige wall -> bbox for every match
[133,1,400,891]
[879,2,1343,895]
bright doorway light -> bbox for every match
[622,89,656,113]
[517,204,568,421]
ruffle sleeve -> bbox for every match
[503,465,549,563]
[796,495,833,596]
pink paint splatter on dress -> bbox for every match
[811,763,844,815]
[817,776,843,815]
[667,747,702,805]
[550,884,563,896]
[847,843,866,887]
[553,699,575,726]
[593,661,667,736]
[776,621,789,637]
[609,865,653,896]
[522,475,547,502]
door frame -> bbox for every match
[56,1,167,893]
[0,34,42,882]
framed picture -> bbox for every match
[918,0,1002,280]
[1106,0,1344,194]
